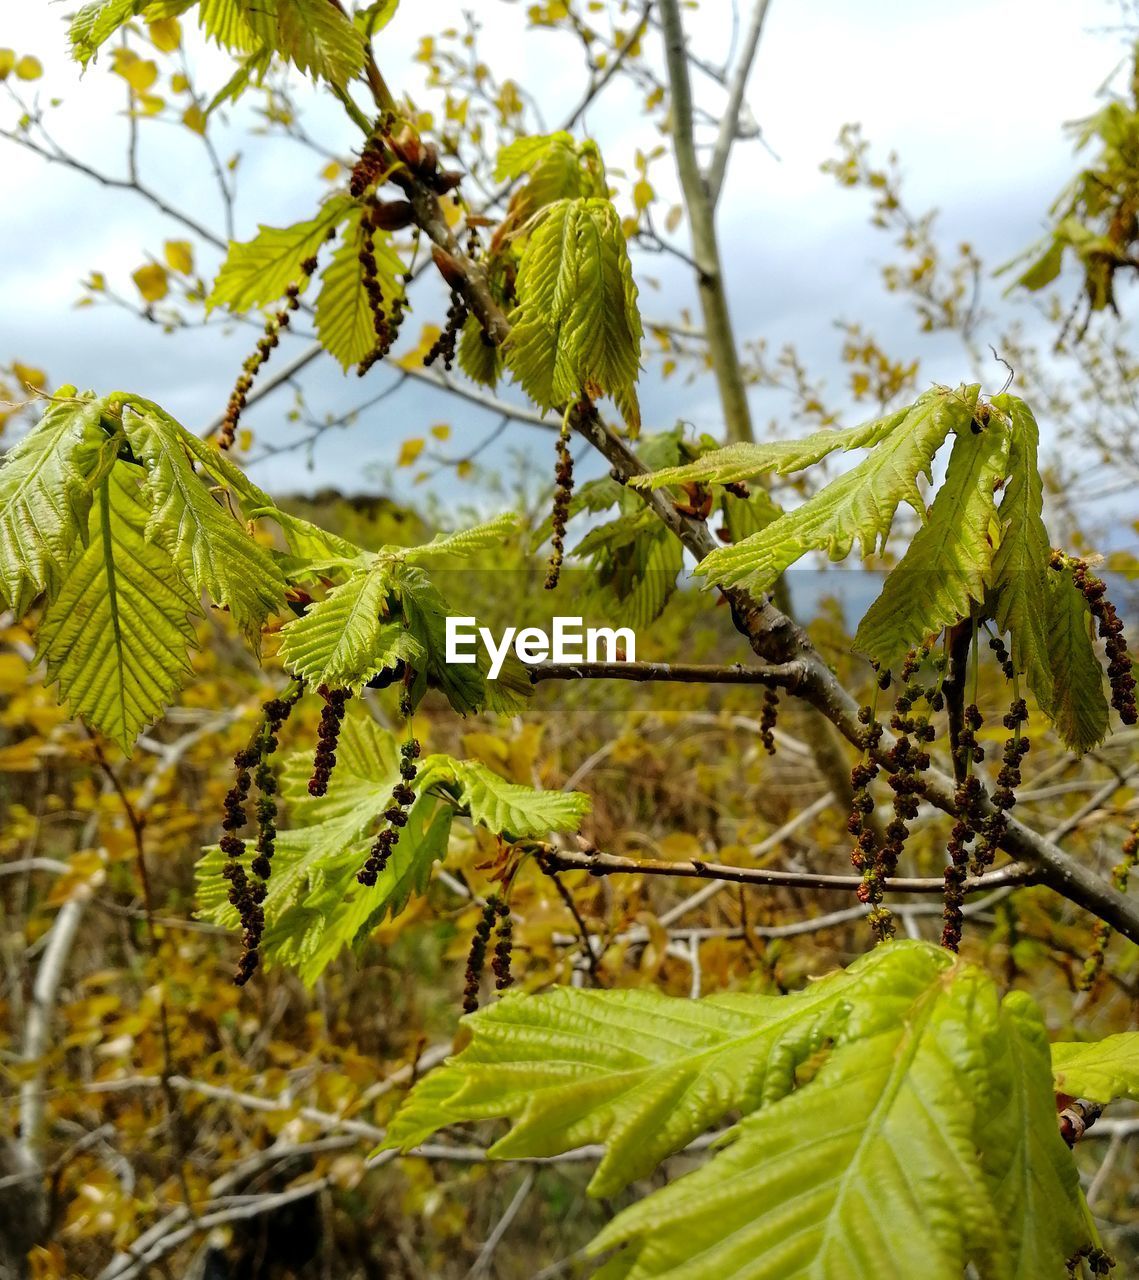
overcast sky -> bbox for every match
[1,0,1132,502]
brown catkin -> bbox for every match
[219,249,325,450]
[545,418,574,590]
[423,289,468,371]
[357,738,420,886]
[222,682,304,985]
[308,686,351,798]
[1063,554,1137,724]
[1080,818,1139,991]
[462,897,499,1014]
[759,688,779,755]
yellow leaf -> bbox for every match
[147,18,182,52]
[164,240,194,274]
[137,93,164,116]
[397,438,425,467]
[171,72,189,93]
[132,262,169,303]
[182,103,206,134]
[0,50,15,80]
[633,178,654,212]
[237,428,253,452]
[15,55,43,81]
[665,204,683,233]
[118,58,158,93]
[320,160,341,181]
[87,271,106,292]
[12,362,46,390]
[429,422,451,440]
[456,459,473,479]
[396,324,442,370]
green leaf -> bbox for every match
[591,963,1087,1280]
[119,400,285,638]
[385,942,953,1193]
[978,993,1092,1279]
[695,386,977,595]
[507,197,643,433]
[1051,1032,1139,1102]
[0,394,119,615]
[422,756,590,839]
[855,419,1009,669]
[988,395,1056,716]
[386,939,1092,1279]
[69,0,149,65]
[36,466,199,752]
[402,513,519,564]
[278,560,423,691]
[495,132,578,182]
[272,0,365,86]
[397,569,529,716]
[205,46,272,116]
[315,206,406,371]
[630,405,911,489]
[208,194,353,313]
[457,314,504,388]
[1013,237,1066,292]
[1044,564,1110,753]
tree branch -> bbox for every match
[707,0,772,205]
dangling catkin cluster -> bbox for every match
[860,650,933,941]
[308,685,351,797]
[220,684,303,985]
[848,701,884,877]
[1064,554,1137,724]
[356,206,409,377]
[463,898,498,1014]
[424,289,468,371]
[759,688,779,755]
[1079,818,1139,991]
[358,738,420,886]
[219,249,324,450]
[545,418,574,590]
[941,702,983,952]
[969,637,1029,875]
[491,898,513,991]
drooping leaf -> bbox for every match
[1051,1032,1139,1102]
[69,0,152,65]
[208,194,353,312]
[386,939,1092,1280]
[0,393,119,615]
[977,993,1092,1280]
[278,560,423,691]
[36,465,199,752]
[421,756,590,839]
[507,197,642,432]
[1044,563,1110,753]
[988,395,1056,715]
[855,418,1009,668]
[456,314,504,388]
[591,965,1086,1280]
[315,205,406,371]
[694,386,977,595]
[119,400,285,637]
[630,404,912,489]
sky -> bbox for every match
[0,0,1133,504]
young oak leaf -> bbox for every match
[694,385,978,595]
